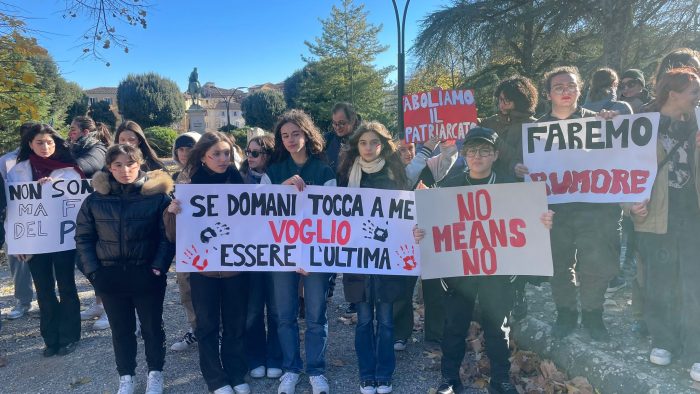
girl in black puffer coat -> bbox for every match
[76,144,174,394]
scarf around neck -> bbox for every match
[348,156,385,188]
[28,153,85,181]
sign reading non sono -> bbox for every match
[415,182,552,279]
[175,184,420,276]
[5,179,93,254]
[403,88,478,143]
[522,112,659,204]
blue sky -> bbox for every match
[13,1,448,91]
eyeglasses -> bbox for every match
[332,120,348,128]
[245,149,266,158]
[551,84,579,95]
[464,147,495,158]
[620,80,640,89]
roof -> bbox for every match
[85,87,117,94]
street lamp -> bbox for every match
[212,85,248,129]
[392,0,410,137]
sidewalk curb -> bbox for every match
[512,316,696,394]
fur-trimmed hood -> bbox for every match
[92,169,174,196]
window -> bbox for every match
[89,97,97,104]
[104,98,112,105]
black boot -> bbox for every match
[581,309,610,341]
[552,308,577,339]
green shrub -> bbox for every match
[144,126,178,157]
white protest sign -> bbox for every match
[522,112,659,204]
[175,184,420,276]
[415,182,552,280]
[5,179,93,254]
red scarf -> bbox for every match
[28,153,85,181]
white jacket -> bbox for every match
[7,159,82,183]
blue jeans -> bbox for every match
[246,272,282,369]
[7,250,34,306]
[272,271,331,376]
[355,301,395,382]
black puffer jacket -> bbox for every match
[75,169,175,275]
[71,134,107,178]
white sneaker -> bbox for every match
[117,375,135,394]
[170,331,197,351]
[360,381,376,394]
[309,374,330,394]
[691,363,700,382]
[80,303,104,320]
[213,385,234,394]
[233,383,251,394]
[393,340,406,351]
[277,372,300,394]
[145,371,163,394]
[92,311,110,330]
[250,365,266,378]
[267,367,283,378]
[649,348,672,366]
[376,381,392,394]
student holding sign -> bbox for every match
[514,66,623,341]
[414,127,553,394]
[7,124,84,357]
[628,68,700,382]
[76,144,174,394]
[165,132,251,394]
[261,110,336,394]
[336,121,408,394]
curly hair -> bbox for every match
[542,66,582,95]
[494,75,538,114]
[336,121,408,188]
[271,109,326,163]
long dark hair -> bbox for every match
[336,121,408,188]
[95,122,113,147]
[271,109,326,163]
[182,131,235,177]
[114,120,164,170]
[17,124,75,163]
[587,68,618,102]
[240,134,275,175]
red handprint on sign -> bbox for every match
[182,244,209,271]
[395,244,417,271]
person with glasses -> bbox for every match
[239,134,284,381]
[618,69,652,113]
[514,66,622,342]
[324,102,361,172]
[414,127,554,394]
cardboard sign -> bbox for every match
[5,179,93,254]
[522,113,659,204]
[415,182,552,279]
[175,184,420,276]
[403,88,478,143]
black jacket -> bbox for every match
[75,170,175,275]
[265,155,335,186]
[71,134,107,178]
[340,166,407,304]
[323,130,348,172]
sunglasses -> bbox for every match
[245,149,267,158]
[620,80,641,89]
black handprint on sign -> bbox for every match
[395,244,417,271]
[362,220,389,242]
[199,222,231,244]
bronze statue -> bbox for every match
[187,67,201,106]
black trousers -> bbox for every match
[98,265,167,376]
[28,250,81,348]
[440,276,513,383]
[191,273,249,391]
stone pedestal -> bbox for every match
[186,104,207,134]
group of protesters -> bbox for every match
[0,46,699,394]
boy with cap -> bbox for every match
[619,69,651,113]
[414,127,553,394]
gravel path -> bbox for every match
[0,260,489,394]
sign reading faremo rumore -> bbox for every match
[175,184,420,276]
[403,88,478,143]
[415,182,552,280]
[5,179,93,254]
[522,112,660,204]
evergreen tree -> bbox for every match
[89,100,117,129]
[241,90,286,131]
[117,73,185,128]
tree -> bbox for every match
[283,68,310,109]
[297,0,393,130]
[117,73,185,128]
[241,90,286,131]
[89,100,117,129]
[143,126,178,157]
[65,94,90,124]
